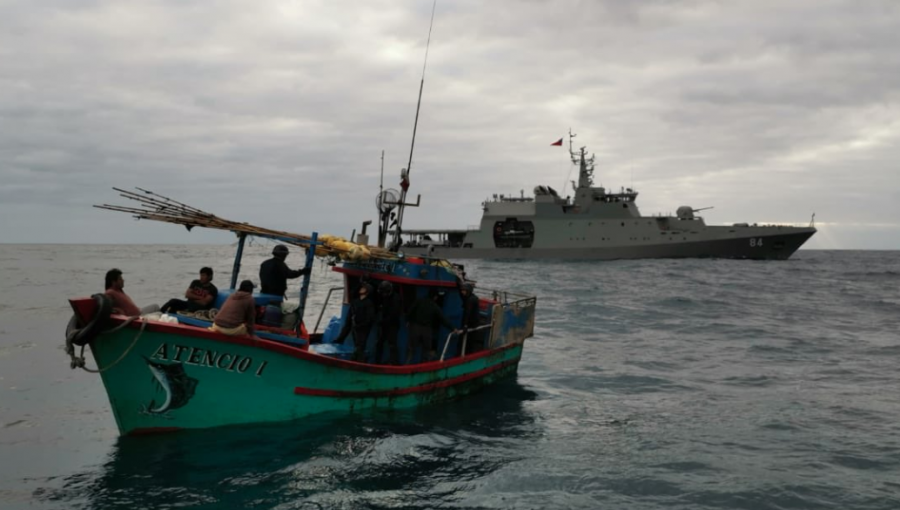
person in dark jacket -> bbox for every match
[405,289,460,364]
[259,244,310,298]
[375,281,403,365]
[335,283,377,362]
[161,267,218,314]
[460,282,483,355]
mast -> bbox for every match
[390,0,437,251]
[377,150,385,247]
[569,129,595,189]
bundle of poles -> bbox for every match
[95,187,397,260]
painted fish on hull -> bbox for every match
[142,356,199,414]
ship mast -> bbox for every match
[569,129,595,189]
[390,0,437,251]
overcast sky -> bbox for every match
[2,0,899,250]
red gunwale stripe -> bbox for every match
[293,357,520,398]
[83,304,522,375]
[332,267,458,287]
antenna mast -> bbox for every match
[390,0,437,251]
[569,128,595,188]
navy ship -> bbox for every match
[396,132,816,260]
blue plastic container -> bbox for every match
[322,316,342,344]
[261,304,283,327]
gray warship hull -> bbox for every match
[396,133,816,261]
[402,226,815,261]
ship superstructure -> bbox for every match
[400,131,816,260]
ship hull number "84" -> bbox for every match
[750,238,764,247]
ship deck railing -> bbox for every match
[402,228,481,237]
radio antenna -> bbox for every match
[390,0,437,250]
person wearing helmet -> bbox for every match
[335,283,377,362]
[459,282,483,355]
[375,281,403,365]
[405,288,460,364]
[259,244,310,298]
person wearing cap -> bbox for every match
[259,244,310,298]
[161,267,218,315]
[335,283,377,362]
[210,280,257,337]
[459,282,483,355]
[405,288,460,364]
[375,281,403,365]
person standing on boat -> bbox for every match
[459,282,484,355]
[335,283,377,362]
[259,244,310,298]
[375,281,403,365]
[406,289,459,364]
[210,280,257,337]
[161,267,218,315]
[460,282,486,354]
[104,268,142,316]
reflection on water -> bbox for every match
[36,381,539,509]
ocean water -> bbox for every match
[1,244,899,510]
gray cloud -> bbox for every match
[1,0,898,249]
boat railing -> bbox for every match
[313,286,345,334]
[439,323,493,362]
[438,288,537,362]
[482,288,536,309]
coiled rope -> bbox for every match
[67,316,148,374]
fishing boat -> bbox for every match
[64,7,536,436]
[65,188,536,436]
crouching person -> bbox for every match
[210,280,256,337]
[161,266,217,315]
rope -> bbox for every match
[69,316,147,374]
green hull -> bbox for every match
[90,320,524,435]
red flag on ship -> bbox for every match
[550,138,563,146]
